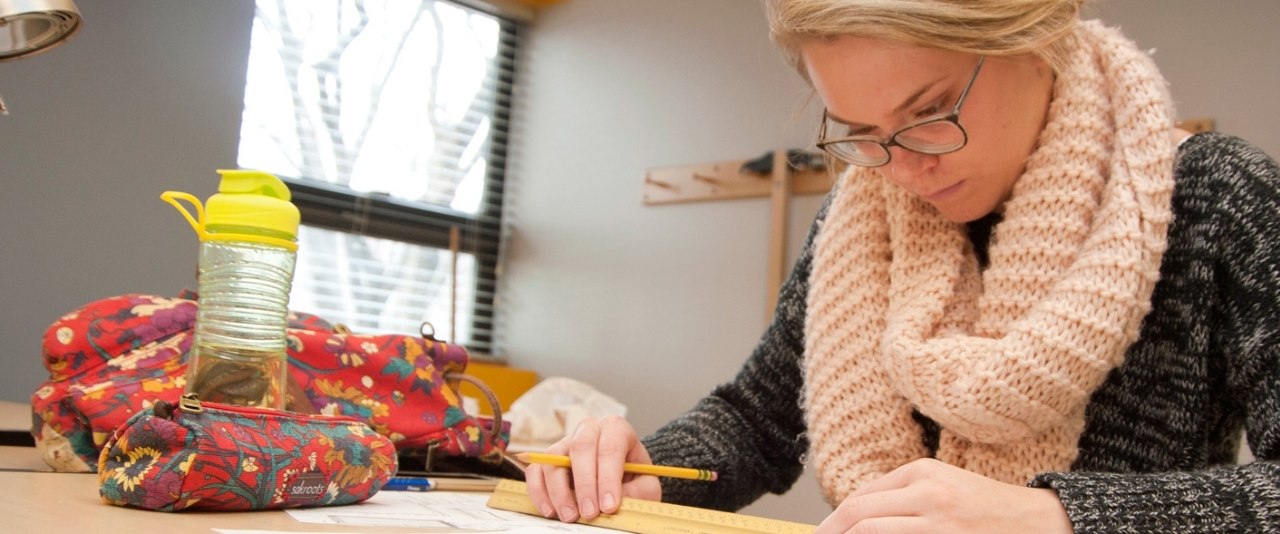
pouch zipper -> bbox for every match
[177,392,364,424]
[178,392,205,413]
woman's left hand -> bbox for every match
[815,459,1072,534]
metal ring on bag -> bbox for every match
[420,322,436,340]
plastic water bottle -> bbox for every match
[162,170,300,410]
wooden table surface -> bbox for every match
[0,470,463,533]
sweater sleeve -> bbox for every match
[1032,133,1280,532]
[638,193,833,512]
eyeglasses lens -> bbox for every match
[894,120,965,153]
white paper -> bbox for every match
[284,491,625,533]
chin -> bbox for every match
[933,196,1000,223]
[933,205,986,224]
[943,212,985,223]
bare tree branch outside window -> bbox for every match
[238,0,511,349]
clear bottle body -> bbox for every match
[187,240,296,409]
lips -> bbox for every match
[921,181,964,202]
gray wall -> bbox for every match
[1084,0,1279,152]
[498,0,831,521]
[2,0,1277,524]
[0,1,254,400]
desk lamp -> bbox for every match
[0,0,83,115]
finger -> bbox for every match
[534,438,581,522]
[818,487,922,533]
[838,516,930,534]
[594,415,641,513]
[849,458,942,498]
[522,461,558,519]
[541,462,581,522]
[621,474,663,502]
[565,419,603,520]
[618,435,662,504]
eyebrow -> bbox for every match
[826,75,948,129]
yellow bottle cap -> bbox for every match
[161,170,301,251]
[206,169,300,241]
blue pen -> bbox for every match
[384,476,436,492]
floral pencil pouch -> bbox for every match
[98,393,397,511]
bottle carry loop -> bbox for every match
[161,190,299,251]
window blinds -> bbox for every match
[237,0,518,354]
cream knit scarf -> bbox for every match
[803,20,1177,503]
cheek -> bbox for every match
[959,148,1021,208]
[942,150,1020,218]
[964,80,1045,169]
[964,112,1039,189]
[989,167,1022,205]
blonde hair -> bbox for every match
[765,0,1087,77]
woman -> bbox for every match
[525,1,1280,532]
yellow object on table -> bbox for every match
[487,479,816,534]
[459,361,539,416]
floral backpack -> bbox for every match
[31,291,509,473]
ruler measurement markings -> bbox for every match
[486,479,815,534]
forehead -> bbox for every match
[799,36,969,122]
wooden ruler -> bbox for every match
[486,479,816,534]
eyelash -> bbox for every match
[840,94,951,135]
[913,100,946,119]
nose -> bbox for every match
[879,147,938,186]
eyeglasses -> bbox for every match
[817,57,985,167]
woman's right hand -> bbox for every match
[523,415,662,523]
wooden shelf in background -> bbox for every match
[642,158,834,206]
[643,150,836,322]
[1177,117,1215,133]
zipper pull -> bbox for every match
[179,392,204,414]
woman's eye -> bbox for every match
[913,102,944,119]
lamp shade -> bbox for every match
[0,0,82,62]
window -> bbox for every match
[237,0,517,355]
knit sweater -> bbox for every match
[641,132,1280,533]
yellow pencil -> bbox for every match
[516,452,718,482]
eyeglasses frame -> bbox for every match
[817,56,986,167]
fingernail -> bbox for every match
[559,505,578,522]
[580,499,597,517]
[538,502,554,518]
[602,493,616,511]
